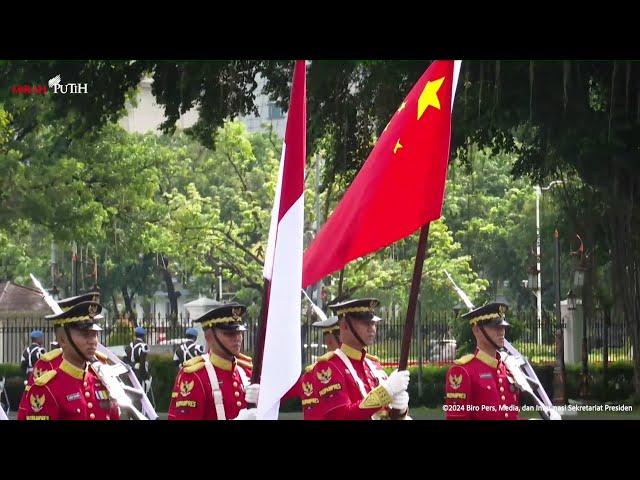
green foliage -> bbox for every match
[106,323,134,346]
[147,354,178,412]
[0,363,21,377]
[0,116,282,311]
[0,220,52,284]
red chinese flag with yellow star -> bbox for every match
[302,60,461,288]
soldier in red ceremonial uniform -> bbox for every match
[302,298,410,420]
[281,314,341,402]
[444,302,521,420]
[168,303,259,420]
[314,314,341,352]
[18,300,120,420]
[18,291,102,414]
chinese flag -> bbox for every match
[302,60,460,288]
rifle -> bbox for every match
[0,377,9,420]
[146,376,156,409]
[443,270,561,420]
[302,288,328,322]
[30,274,158,420]
[89,359,148,420]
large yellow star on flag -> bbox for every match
[417,76,445,120]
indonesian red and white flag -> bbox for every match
[257,60,306,420]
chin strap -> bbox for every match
[63,325,90,363]
[345,317,366,348]
[212,329,235,358]
[478,325,501,352]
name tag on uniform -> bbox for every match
[66,393,81,401]
[95,390,110,400]
[479,373,492,379]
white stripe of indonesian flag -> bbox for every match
[257,60,306,420]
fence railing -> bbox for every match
[0,309,633,366]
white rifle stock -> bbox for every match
[0,377,8,420]
[30,274,158,420]
[89,358,148,420]
[443,270,561,420]
[301,289,328,322]
[499,342,561,420]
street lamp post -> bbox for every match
[534,181,563,345]
[217,262,223,301]
[571,235,589,398]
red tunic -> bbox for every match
[168,352,253,420]
[302,344,390,420]
[445,348,521,420]
[18,348,64,414]
[18,358,120,420]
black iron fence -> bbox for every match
[0,309,633,366]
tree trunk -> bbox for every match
[111,293,120,320]
[121,286,136,324]
[608,170,640,396]
[141,298,152,323]
[159,255,179,324]
[337,267,345,299]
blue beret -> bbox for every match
[134,326,147,336]
[185,327,198,338]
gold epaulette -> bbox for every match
[304,351,335,373]
[182,355,204,368]
[237,352,252,362]
[95,350,109,362]
[454,354,475,365]
[237,358,253,370]
[365,353,380,362]
[34,370,57,386]
[183,355,205,373]
[40,348,62,362]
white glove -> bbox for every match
[244,383,260,404]
[381,369,410,396]
[390,390,409,411]
[143,379,152,394]
[234,408,257,420]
